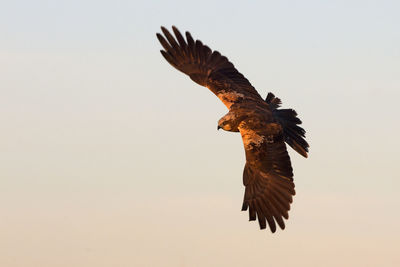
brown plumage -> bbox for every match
[157,26,309,233]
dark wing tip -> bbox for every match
[160,50,177,66]
[156,33,164,42]
[269,223,277,233]
[185,31,194,42]
[160,26,174,41]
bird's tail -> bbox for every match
[265,93,309,158]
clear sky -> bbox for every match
[1,0,400,266]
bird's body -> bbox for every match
[157,26,309,233]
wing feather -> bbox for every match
[160,50,177,66]
[157,26,263,108]
[172,26,187,51]
[259,199,277,233]
[156,33,172,52]
[161,27,181,55]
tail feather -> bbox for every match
[265,92,282,110]
[265,92,309,157]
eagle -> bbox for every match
[156,26,309,233]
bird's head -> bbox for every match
[217,119,233,131]
[217,112,240,132]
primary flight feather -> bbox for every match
[157,26,309,233]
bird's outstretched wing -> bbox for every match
[157,26,262,108]
[239,120,295,232]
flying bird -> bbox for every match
[156,26,309,233]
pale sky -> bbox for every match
[1,0,400,266]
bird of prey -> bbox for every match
[156,26,309,233]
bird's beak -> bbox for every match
[217,125,221,131]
